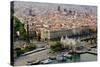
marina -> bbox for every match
[14,46,97,66]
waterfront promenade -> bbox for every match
[14,49,50,66]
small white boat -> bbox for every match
[64,53,72,58]
[56,55,66,61]
[41,59,52,64]
[66,54,72,58]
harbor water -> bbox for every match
[48,53,97,64]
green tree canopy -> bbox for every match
[13,16,26,39]
[50,41,63,52]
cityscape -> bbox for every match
[12,1,97,66]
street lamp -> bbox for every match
[26,20,30,43]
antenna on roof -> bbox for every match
[58,6,61,11]
[29,7,36,16]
